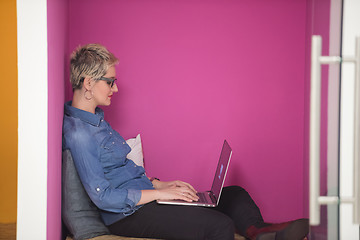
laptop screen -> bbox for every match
[210,140,232,202]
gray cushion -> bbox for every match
[62,149,110,240]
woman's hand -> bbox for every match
[152,180,196,192]
[152,180,198,201]
[156,185,199,202]
[137,180,199,205]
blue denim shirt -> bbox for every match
[62,102,154,225]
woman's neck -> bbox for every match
[72,90,97,114]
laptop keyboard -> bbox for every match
[196,192,208,203]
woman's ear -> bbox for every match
[83,77,93,90]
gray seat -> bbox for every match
[62,149,110,240]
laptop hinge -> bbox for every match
[209,191,217,203]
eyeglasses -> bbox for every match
[98,77,117,88]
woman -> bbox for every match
[63,43,309,240]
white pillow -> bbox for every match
[126,134,144,168]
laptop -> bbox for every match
[156,140,232,207]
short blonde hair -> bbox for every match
[70,43,119,89]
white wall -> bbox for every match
[16,0,48,239]
[340,0,360,239]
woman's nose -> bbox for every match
[112,83,118,92]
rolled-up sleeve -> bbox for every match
[127,189,142,206]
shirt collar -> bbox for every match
[64,101,104,127]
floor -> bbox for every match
[0,223,16,240]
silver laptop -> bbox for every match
[157,140,232,207]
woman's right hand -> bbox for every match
[137,183,199,205]
[156,185,199,202]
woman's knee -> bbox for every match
[224,185,247,194]
[222,186,252,202]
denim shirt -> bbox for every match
[62,102,154,225]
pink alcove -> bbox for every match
[47,0,331,239]
[67,0,307,222]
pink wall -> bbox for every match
[67,0,307,222]
[47,0,68,238]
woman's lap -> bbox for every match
[108,201,234,240]
[108,186,263,240]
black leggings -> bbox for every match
[108,186,264,240]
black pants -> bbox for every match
[108,186,264,240]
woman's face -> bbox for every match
[92,66,118,106]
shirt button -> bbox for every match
[96,187,100,192]
[112,142,115,144]
[122,142,125,144]
[109,132,112,135]
[101,119,104,122]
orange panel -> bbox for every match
[0,0,18,223]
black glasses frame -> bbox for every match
[98,77,117,88]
